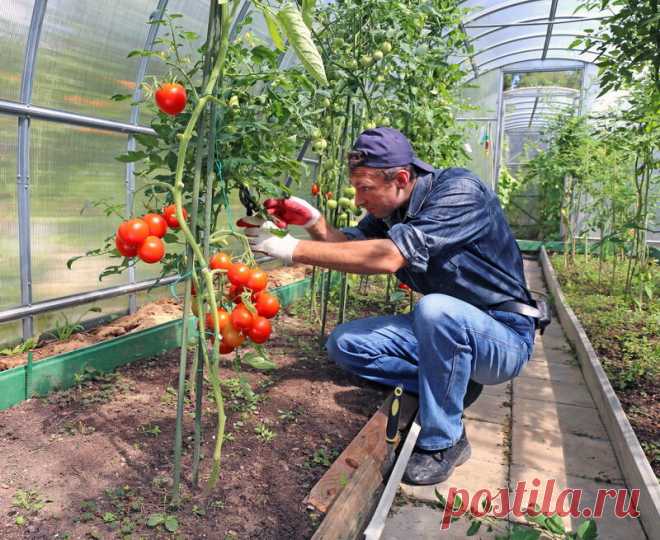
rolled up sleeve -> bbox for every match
[387,223,429,272]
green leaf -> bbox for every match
[147,513,165,527]
[164,515,179,532]
[242,352,277,371]
[15,515,26,526]
[576,518,598,540]
[276,3,327,85]
[466,520,481,536]
[301,0,316,29]
[115,150,147,163]
[509,526,541,540]
[262,7,285,51]
[111,93,132,102]
[435,489,446,509]
[544,514,566,534]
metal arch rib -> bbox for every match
[466,15,606,33]
[460,33,594,62]
[125,0,170,315]
[475,47,598,71]
[460,0,546,26]
[464,59,589,84]
[17,0,48,339]
[542,0,560,60]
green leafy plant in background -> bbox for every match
[43,306,102,342]
[0,337,38,357]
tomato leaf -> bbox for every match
[146,513,165,527]
[164,516,179,532]
[466,520,481,536]
[242,352,276,371]
[301,0,316,29]
[261,6,286,51]
[115,150,147,163]
[276,3,327,85]
[576,519,597,540]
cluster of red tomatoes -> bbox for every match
[115,204,188,264]
[201,252,281,354]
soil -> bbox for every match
[0,264,311,372]
[0,276,391,540]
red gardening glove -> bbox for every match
[263,196,321,229]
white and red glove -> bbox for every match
[238,217,300,265]
[263,196,321,229]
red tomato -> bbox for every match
[118,218,149,246]
[142,213,168,238]
[248,316,272,344]
[155,82,187,116]
[255,292,280,319]
[210,252,232,271]
[115,234,138,257]
[219,340,235,354]
[163,204,187,229]
[138,236,165,263]
[325,191,333,199]
[246,268,268,292]
[398,283,411,291]
[228,284,245,303]
[230,304,254,332]
[205,308,230,332]
[227,262,250,287]
[221,321,245,348]
[311,183,320,196]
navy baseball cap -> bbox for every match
[350,127,434,174]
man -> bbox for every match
[245,127,535,485]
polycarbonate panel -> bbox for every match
[0,321,21,349]
[31,1,157,120]
[0,0,32,101]
[474,37,548,67]
[462,121,496,188]
[460,70,499,118]
[0,114,19,309]
[466,1,549,28]
[30,120,128,301]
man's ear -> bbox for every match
[393,169,411,189]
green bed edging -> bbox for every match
[0,276,313,411]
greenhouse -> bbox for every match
[0,1,657,538]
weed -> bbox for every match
[146,512,179,532]
[44,307,102,342]
[0,338,37,356]
[304,447,338,469]
[13,489,46,512]
[220,377,263,414]
[138,423,161,437]
[254,422,276,443]
[277,408,299,423]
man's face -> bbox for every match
[349,167,413,219]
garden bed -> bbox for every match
[0,277,396,539]
[549,253,659,476]
[0,264,310,372]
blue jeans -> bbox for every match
[326,294,534,450]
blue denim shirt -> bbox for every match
[342,167,535,346]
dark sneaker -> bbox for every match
[402,430,471,485]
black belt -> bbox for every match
[492,300,542,319]
[491,299,552,334]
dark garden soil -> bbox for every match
[0,264,310,372]
[551,255,659,477]
[0,277,393,540]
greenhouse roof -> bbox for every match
[459,0,606,80]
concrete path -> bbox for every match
[383,259,647,539]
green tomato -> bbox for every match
[326,199,338,210]
[311,128,323,139]
[359,55,373,68]
[332,38,345,49]
[338,197,352,209]
[312,138,327,152]
[364,121,376,130]
[347,59,358,70]
[381,41,392,54]
[352,205,363,216]
[376,75,385,83]
[321,97,331,108]
[343,185,357,197]
[373,50,383,62]
[381,117,391,127]
[228,95,240,109]
[339,212,350,221]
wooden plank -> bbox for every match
[311,456,384,540]
[306,393,418,513]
